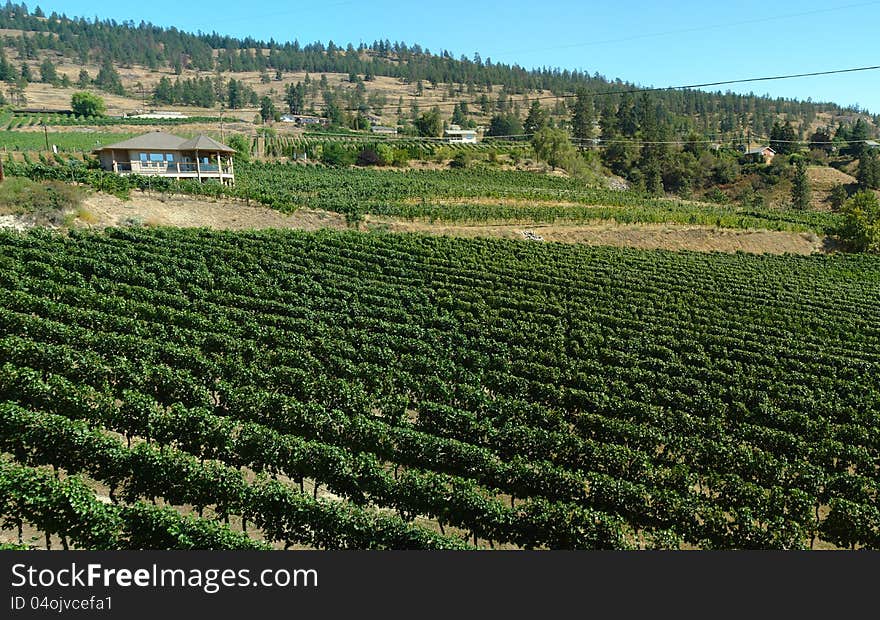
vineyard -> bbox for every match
[0,131,138,153]
[3,113,226,131]
[256,133,533,160]
[0,227,879,550]
[7,159,842,233]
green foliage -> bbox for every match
[531,126,577,171]
[6,159,841,233]
[259,96,277,123]
[0,226,879,550]
[321,142,355,166]
[449,151,472,169]
[415,106,442,137]
[487,113,523,137]
[226,135,251,162]
[770,120,798,155]
[839,190,880,252]
[70,91,106,117]
[0,177,83,223]
[791,157,811,210]
[857,149,880,190]
[829,183,849,212]
[523,101,549,135]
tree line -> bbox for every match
[1,1,877,133]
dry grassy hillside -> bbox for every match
[3,34,557,130]
[5,26,871,140]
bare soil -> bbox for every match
[367,218,829,255]
[77,191,349,231]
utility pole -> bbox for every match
[42,122,49,151]
[220,105,225,141]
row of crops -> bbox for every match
[5,113,225,131]
[6,159,841,232]
[257,134,532,159]
[0,131,137,153]
[0,227,879,549]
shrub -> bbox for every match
[321,142,355,166]
[391,149,410,167]
[449,152,472,169]
[70,92,106,117]
[227,135,251,162]
[838,190,880,252]
[829,183,849,212]
[357,148,383,167]
[0,177,83,225]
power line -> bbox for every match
[327,63,880,112]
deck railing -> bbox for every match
[113,161,230,176]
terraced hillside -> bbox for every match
[0,228,879,549]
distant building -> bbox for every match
[371,125,397,135]
[92,131,235,185]
[365,114,382,125]
[865,140,880,149]
[742,145,776,164]
[444,124,477,144]
[126,110,188,120]
[280,114,328,127]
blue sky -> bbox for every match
[35,0,880,113]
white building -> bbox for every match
[371,125,398,135]
[444,124,477,144]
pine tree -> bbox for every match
[38,57,56,84]
[523,101,548,134]
[857,149,880,190]
[451,102,467,127]
[259,96,276,123]
[791,156,811,209]
[770,120,798,155]
[569,88,594,144]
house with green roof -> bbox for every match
[93,131,236,185]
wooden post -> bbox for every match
[195,150,201,182]
[0,156,4,183]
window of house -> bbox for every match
[149,153,164,162]
[139,153,148,162]
[165,153,175,162]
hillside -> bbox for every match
[1,3,878,140]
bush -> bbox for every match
[449,152,472,169]
[70,92,106,117]
[0,177,83,224]
[376,144,395,166]
[706,188,729,204]
[838,191,880,252]
[227,135,251,162]
[391,149,410,167]
[357,148,383,167]
[829,183,849,212]
[321,142,355,166]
